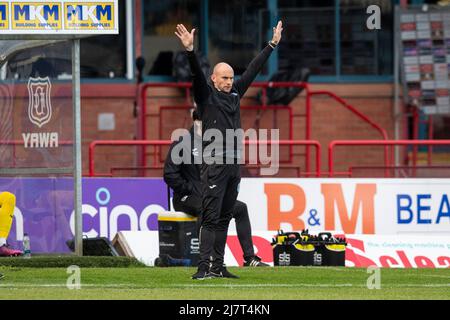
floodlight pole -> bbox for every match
[72,39,83,256]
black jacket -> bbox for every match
[187,45,274,160]
[163,127,202,199]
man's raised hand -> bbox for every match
[271,21,283,45]
[175,24,195,52]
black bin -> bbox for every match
[157,211,199,266]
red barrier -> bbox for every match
[139,82,389,175]
[329,140,450,177]
[348,165,450,178]
[158,105,294,163]
[89,139,321,177]
[111,165,303,177]
[138,82,311,170]
[89,140,172,177]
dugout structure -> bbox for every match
[0,0,119,255]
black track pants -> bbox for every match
[174,195,255,261]
[198,163,240,269]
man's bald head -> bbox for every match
[211,62,234,93]
[213,62,233,75]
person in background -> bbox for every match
[164,110,269,272]
[0,192,23,259]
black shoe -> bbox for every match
[243,256,270,267]
[191,267,211,280]
[209,266,239,279]
[154,255,170,267]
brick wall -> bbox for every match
[81,84,137,176]
[83,83,396,177]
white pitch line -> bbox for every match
[173,283,450,288]
[421,275,450,279]
[172,284,356,288]
[0,284,136,288]
[0,283,449,289]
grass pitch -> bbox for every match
[0,266,449,300]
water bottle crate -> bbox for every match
[272,230,347,267]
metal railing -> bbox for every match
[138,81,389,174]
[328,140,450,177]
[88,139,321,177]
[157,104,294,163]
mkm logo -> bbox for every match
[0,3,8,29]
[11,2,61,30]
[65,3,114,30]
